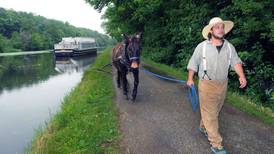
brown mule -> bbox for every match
[112,33,142,101]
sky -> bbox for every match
[0,0,106,34]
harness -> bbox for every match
[202,41,232,80]
[129,57,140,61]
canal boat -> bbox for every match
[54,37,97,57]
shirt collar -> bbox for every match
[204,39,228,46]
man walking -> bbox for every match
[187,17,247,154]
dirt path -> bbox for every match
[112,65,274,154]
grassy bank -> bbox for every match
[142,57,274,126]
[28,48,120,153]
[0,50,52,57]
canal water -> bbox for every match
[0,53,96,154]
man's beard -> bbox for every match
[211,32,224,40]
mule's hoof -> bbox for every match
[131,96,136,102]
[124,94,129,100]
[131,98,136,103]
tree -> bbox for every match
[0,34,9,53]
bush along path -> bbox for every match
[113,60,274,154]
[28,48,120,154]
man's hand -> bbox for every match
[187,69,195,87]
[234,63,247,89]
[239,77,247,88]
[187,79,194,87]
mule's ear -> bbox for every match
[135,32,143,40]
[122,33,129,40]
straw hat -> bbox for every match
[202,17,234,39]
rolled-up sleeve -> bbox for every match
[187,45,201,72]
[230,44,242,70]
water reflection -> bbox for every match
[55,56,94,73]
[0,53,96,154]
[0,54,56,94]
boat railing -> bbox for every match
[54,44,78,50]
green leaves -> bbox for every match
[270,21,274,42]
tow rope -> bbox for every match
[93,63,112,74]
[141,68,199,112]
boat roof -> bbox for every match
[61,37,95,43]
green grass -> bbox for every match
[226,91,274,125]
[142,57,274,126]
[0,50,52,57]
[27,48,120,154]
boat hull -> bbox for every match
[54,48,97,57]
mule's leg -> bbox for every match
[121,67,128,100]
[117,70,121,88]
[131,68,139,101]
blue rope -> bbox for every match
[188,84,199,112]
[141,68,199,112]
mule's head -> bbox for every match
[124,32,142,69]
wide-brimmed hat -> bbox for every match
[202,17,234,39]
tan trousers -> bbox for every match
[198,79,228,148]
